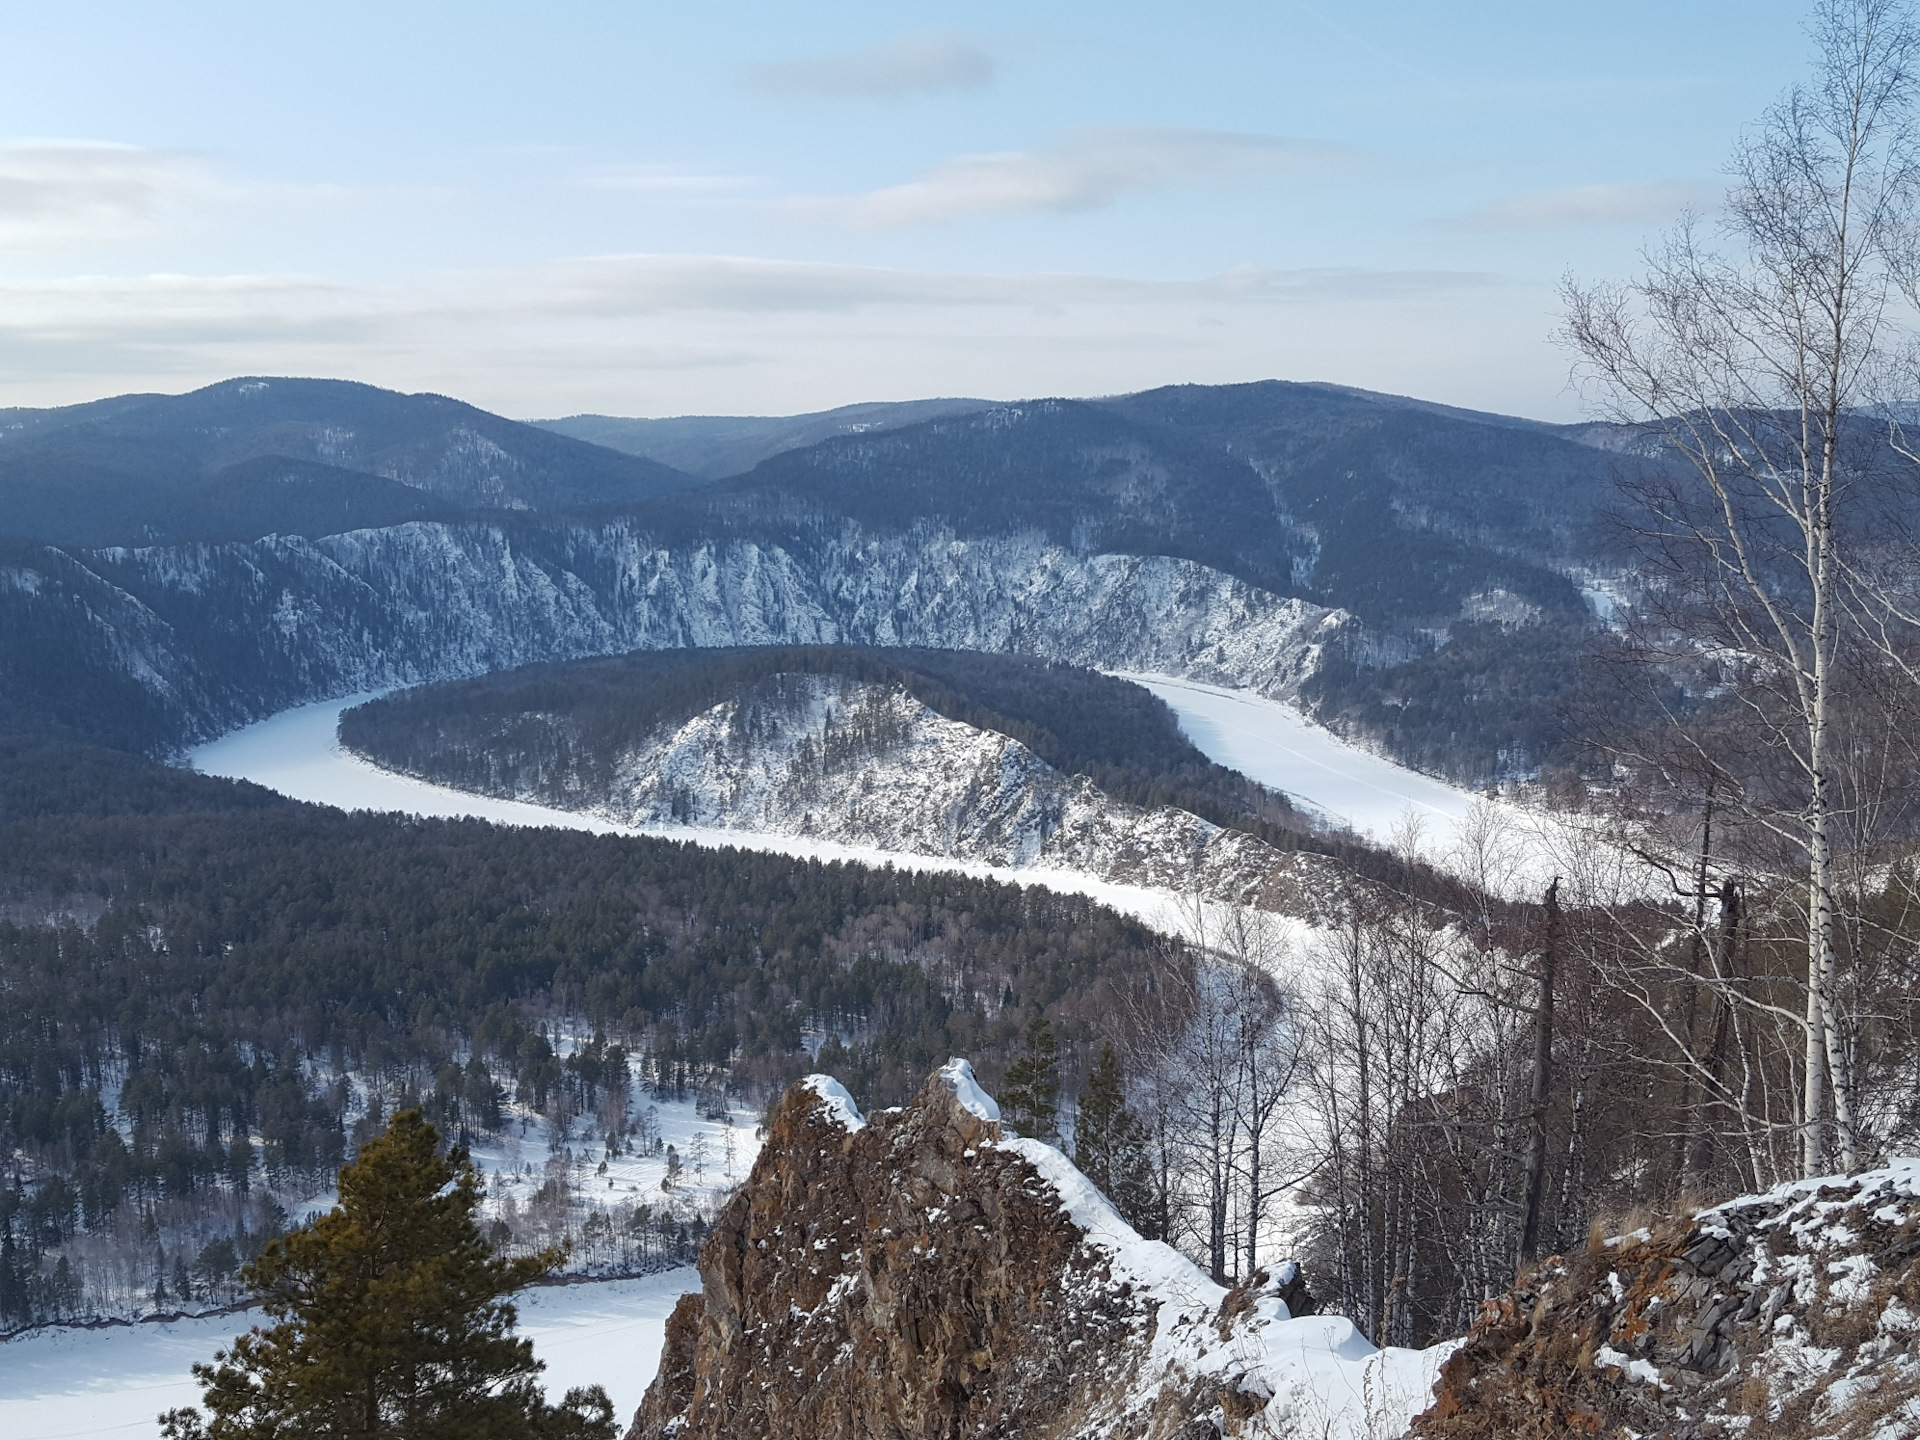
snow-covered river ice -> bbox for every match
[0,1268,694,1440]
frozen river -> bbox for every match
[186,693,1221,935]
[184,675,1527,909]
[0,1268,694,1440]
[1120,675,1481,844]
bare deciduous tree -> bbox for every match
[1563,0,1920,1175]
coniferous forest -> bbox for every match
[0,733,1172,1329]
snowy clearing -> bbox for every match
[0,1269,695,1440]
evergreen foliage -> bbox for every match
[159,1109,614,1440]
[999,1017,1061,1143]
[0,737,1175,1322]
[1072,1043,1157,1238]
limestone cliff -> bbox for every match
[626,1061,1448,1440]
[1413,1161,1920,1440]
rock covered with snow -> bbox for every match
[1414,1159,1920,1440]
[626,1061,1448,1440]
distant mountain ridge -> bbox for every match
[0,373,1653,781]
[536,397,994,479]
[0,376,699,546]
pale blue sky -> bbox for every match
[0,2,1818,419]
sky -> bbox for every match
[0,1,1826,420]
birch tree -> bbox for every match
[1563,0,1920,1175]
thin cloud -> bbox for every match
[797,126,1358,227]
[0,256,1494,344]
[1448,180,1721,231]
[571,164,762,196]
[549,255,1489,314]
[0,140,210,251]
[748,32,995,98]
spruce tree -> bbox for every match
[1072,1042,1157,1237]
[999,1015,1061,1142]
[160,1109,614,1440]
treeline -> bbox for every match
[1303,620,1652,786]
[0,734,1172,1325]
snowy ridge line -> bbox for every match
[713,1059,1462,1440]
[967,1112,1452,1437]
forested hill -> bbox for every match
[341,646,1304,841]
[0,733,1173,1326]
[535,397,993,479]
[0,376,699,546]
[0,374,1646,784]
[703,381,1622,628]
[339,647,1460,892]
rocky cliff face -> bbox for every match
[1413,1161,1920,1440]
[627,1061,1448,1440]
[2,522,1348,753]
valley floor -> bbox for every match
[0,1268,696,1440]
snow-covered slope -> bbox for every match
[362,671,1334,914]
[629,1061,1455,1440]
[7,521,1348,751]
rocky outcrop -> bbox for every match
[1413,1161,1920,1440]
[627,1062,1448,1440]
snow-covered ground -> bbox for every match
[187,695,1240,936]
[462,1078,762,1240]
[1121,674,1482,844]
[0,1269,695,1440]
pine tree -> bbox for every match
[1000,1015,1061,1142]
[1072,1042,1158,1237]
[160,1109,614,1440]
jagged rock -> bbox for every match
[627,1061,1448,1440]
[1412,1161,1920,1440]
